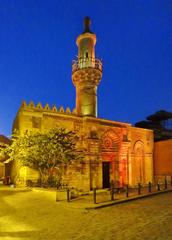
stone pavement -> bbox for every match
[1,183,172,210]
[31,182,172,209]
[1,185,172,240]
[59,185,172,210]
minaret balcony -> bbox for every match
[72,57,102,74]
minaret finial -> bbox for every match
[83,17,92,33]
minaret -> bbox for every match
[72,17,102,117]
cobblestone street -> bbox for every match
[0,186,172,240]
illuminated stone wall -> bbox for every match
[12,101,154,191]
[129,127,154,186]
[154,140,172,178]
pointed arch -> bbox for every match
[132,140,145,185]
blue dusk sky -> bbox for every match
[0,0,172,136]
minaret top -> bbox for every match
[76,17,96,46]
[83,17,93,34]
[72,17,102,117]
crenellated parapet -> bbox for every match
[20,100,76,115]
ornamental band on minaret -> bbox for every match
[72,17,102,117]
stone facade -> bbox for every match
[12,17,154,191]
[12,101,153,190]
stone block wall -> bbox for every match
[11,101,154,191]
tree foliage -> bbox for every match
[2,128,82,185]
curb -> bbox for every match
[85,189,172,210]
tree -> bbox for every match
[2,128,82,186]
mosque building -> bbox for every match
[12,17,154,191]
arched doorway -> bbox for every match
[101,130,120,188]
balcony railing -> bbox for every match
[72,57,102,73]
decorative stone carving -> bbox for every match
[36,102,43,110]
[52,105,57,112]
[44,104,50,111]
[59,106,64,113]
[28,100,35,108]
[66,107,71,114]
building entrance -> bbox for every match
[102,162,110,188]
